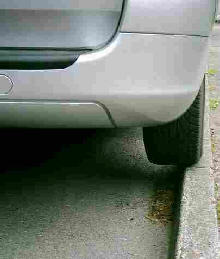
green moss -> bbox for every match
[209,98,219,110]
[145,190,174,225]
[207,68,218,75]
[208,85,216,91]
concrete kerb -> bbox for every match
[174,74,219,259]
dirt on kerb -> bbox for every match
[145,190,174,225]
[208,23,220,230]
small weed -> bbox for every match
[211,141,216,153]
[208,85,216,91]
[209,98,219,110]
[145,190,174,225]
[207,68,218,75]
[211,133,216,153]
[211,129,216,153]
[217,200,220,221]
[215,183,219,198]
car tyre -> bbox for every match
[143,77,205,166]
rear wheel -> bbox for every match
[143,78,205,166]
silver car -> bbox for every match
[0,0,217,166]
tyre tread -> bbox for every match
[143,78,205,166]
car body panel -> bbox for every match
[0,0,124,50]
[0,101,114,128]
[0,0,123,10]
[121,0,216,36]
[0,10,121,50]
[0,33,208,127]
[0,0,216,128]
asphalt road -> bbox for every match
[0,128,181,259]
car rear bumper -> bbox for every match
[0,32,208,128]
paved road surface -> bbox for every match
[0,128,180,259]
